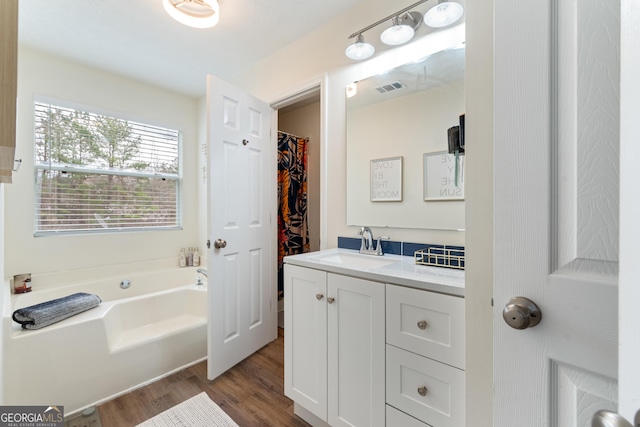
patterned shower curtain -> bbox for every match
[278,131,310,298]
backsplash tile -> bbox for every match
[337,236,361,251]
[337,237,465,261]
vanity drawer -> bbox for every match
[386,405,430,427]
[386,284,465,369]
[386,345,464,427]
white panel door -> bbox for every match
[327,274,385,427]
[206,74,276,380]
[493,0,628,425]
[618,0,640,420]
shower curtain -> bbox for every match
[278,131,310,298]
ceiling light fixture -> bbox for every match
[345,0,463,60]
[345,34,376,60]
[163,0,220,29]
[424,0,464,28]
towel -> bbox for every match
[12,292,102,330]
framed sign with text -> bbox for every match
[370,156,402,202]
[423,151,465,201]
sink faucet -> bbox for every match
[196,268,207,286]
[358,227,374,252]
[357,227,390,256]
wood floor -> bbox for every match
[97,328,310,427]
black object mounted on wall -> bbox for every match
[459,114,465,150]
[448,126,461,154]
[448,114,466,154]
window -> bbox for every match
[34,100,181,236]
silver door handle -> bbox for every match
[214,239,227,249]
[592,410,634,427]
[502,297,542,330]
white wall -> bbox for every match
[5,47,201,278]
[0,185,5,403]
[464,0,493,424]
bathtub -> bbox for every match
[1,265,207,415]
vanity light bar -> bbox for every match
[347,0,431,40]
[346,0,463,60]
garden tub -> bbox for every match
[1,266,207,415]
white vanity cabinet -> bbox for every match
[385,284,465,427]
[284,264,385,427]
[284,249,465,427]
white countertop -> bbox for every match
[284,248,465,297]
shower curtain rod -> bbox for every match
[278,130,309,140]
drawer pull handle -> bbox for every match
[316,294,324,300]
[417,386,428,397]
[417,320,428,330]
[327,297,335,304]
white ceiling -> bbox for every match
[18,0,362,98]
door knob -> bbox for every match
[502,297,542,329]
[592,410,633,427]
[213,239,227,249]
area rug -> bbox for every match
[136,392,238,427]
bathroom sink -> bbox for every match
[309,251,399,269]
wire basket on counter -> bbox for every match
[414,246,465,270]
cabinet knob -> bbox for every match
[417,386,428,397]
[316,294,324,300]
[327,297,335,304]
[417,320,428,330]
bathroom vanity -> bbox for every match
[283,248,465,427]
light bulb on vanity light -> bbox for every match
[424,0,464,28]
[380,16,415,46]
[345,34,375,60]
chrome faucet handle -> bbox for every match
[376,236,391,255]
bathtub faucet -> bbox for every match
[196,268,207,286]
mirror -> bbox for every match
[346,46,465,230]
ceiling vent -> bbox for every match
[375,81,406,94]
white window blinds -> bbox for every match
[34,101,182,235]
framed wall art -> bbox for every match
[423,151,465,201]
[370,156,402,202]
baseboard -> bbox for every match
[294,403,330,427]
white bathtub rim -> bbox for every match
[10,267,206,310]
[7,283,207,338]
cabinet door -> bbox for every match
[327,274,385,427]
[0,0,18,184]
[284,265,328,420]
